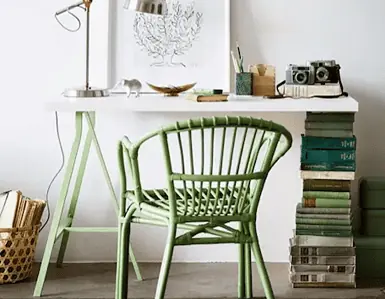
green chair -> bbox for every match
[116,116,292,299]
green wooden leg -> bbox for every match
[238,224,246,299]
[117,219,131,299]
[249,222,274,299]
[155,224,177,299]
[56,113,95,267]
[33,112,84,297]
[84,112,142,282]
[245,242,253,298]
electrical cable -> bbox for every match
[40,111,65,232]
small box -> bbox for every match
[361,210,385,236]
[249,64,276,96]
[235,72,253,95]
[355,235,385,278]
[359,176,385,209]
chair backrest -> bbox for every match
[129,116,292,221]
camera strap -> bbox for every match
[267,66,348,99]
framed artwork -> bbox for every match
[120,0,231,92]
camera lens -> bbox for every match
[316,67,329,82]
[294,71,308,84]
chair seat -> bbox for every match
[124,187,251,221]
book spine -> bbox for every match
[301,149,356,164]
[303,191,350,199]
[290,272,355,283]
[296,224,352,231]
[300,171,355,180]
[289,244,356,256]
[296,204,351,214]
[295,229,352,237]
[290,255,356,265]
[296,213,351,220]
[302,198,351,208]
[303,179,351,192]
[301,163,356,172]
[301,135,356,150]
[305,129,353,138]
[296,217,351,226]
[291,265,355,274]
[291,234,354,247]
[292,282,356,288]
[306,112,355,123]
[305,122,353,130]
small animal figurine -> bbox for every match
[113,78,142,98]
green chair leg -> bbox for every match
[249,222,274,299]
[117,220,131,299]
[238,224,246,299]
[245,242,253,298]
[155,224,177,299]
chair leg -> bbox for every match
[116,219,131,299]
[154,224,177,299]
[244,242,253,298]
[238,224,246,299]
[249,222,275,299]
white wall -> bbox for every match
[1,0,384,264]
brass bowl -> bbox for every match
[147,82,197,96]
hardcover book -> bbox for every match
[301,135,356,150]
[303,179,351,192]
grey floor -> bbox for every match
[2,263,385,299]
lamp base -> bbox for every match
[63,86,110,98]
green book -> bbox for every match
[306,112,355,123]
[295,211,351,220]
[301,149,356,164]
[295,229,353,237]
[301,162,356,172]
[305,121,354,130]
[296,203,351,214]
[302,198,351,208]
[305,129,353,138]
[296,224,352,231]
[303,191,350,200]
[301,135,356,150]
[296,217,351,226]
[303,179,351,192]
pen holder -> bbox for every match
[235,72,253,96]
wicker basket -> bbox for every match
[0,224,40,284]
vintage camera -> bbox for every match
[307,60,340,84]
[285,64,316,85]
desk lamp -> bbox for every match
[55,0,167,98]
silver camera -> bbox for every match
[286,64,316,85]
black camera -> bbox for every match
[307,60,340,84]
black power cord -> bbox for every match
[40,111,65,232]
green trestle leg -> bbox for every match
[33,112,142,297]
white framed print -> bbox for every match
[120,0,231,93]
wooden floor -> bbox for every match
[2,263,385,299]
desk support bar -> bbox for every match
[33,112,142,297]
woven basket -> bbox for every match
[0,224,40,284]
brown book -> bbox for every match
[185,94,228,102]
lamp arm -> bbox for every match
[55,0,85,16]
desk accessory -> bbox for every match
[112,78,143,98]
[147,82,196,96]
[274,60,348,99]
[55,0,167,98]
[235,72,253,95]
[249,64,276,96]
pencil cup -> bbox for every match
[235,72,253,96]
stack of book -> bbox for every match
[289,112,357,288]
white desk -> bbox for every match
[46,94,359,113]
[34,93,359,297]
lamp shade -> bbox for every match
[124,0,167,15]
